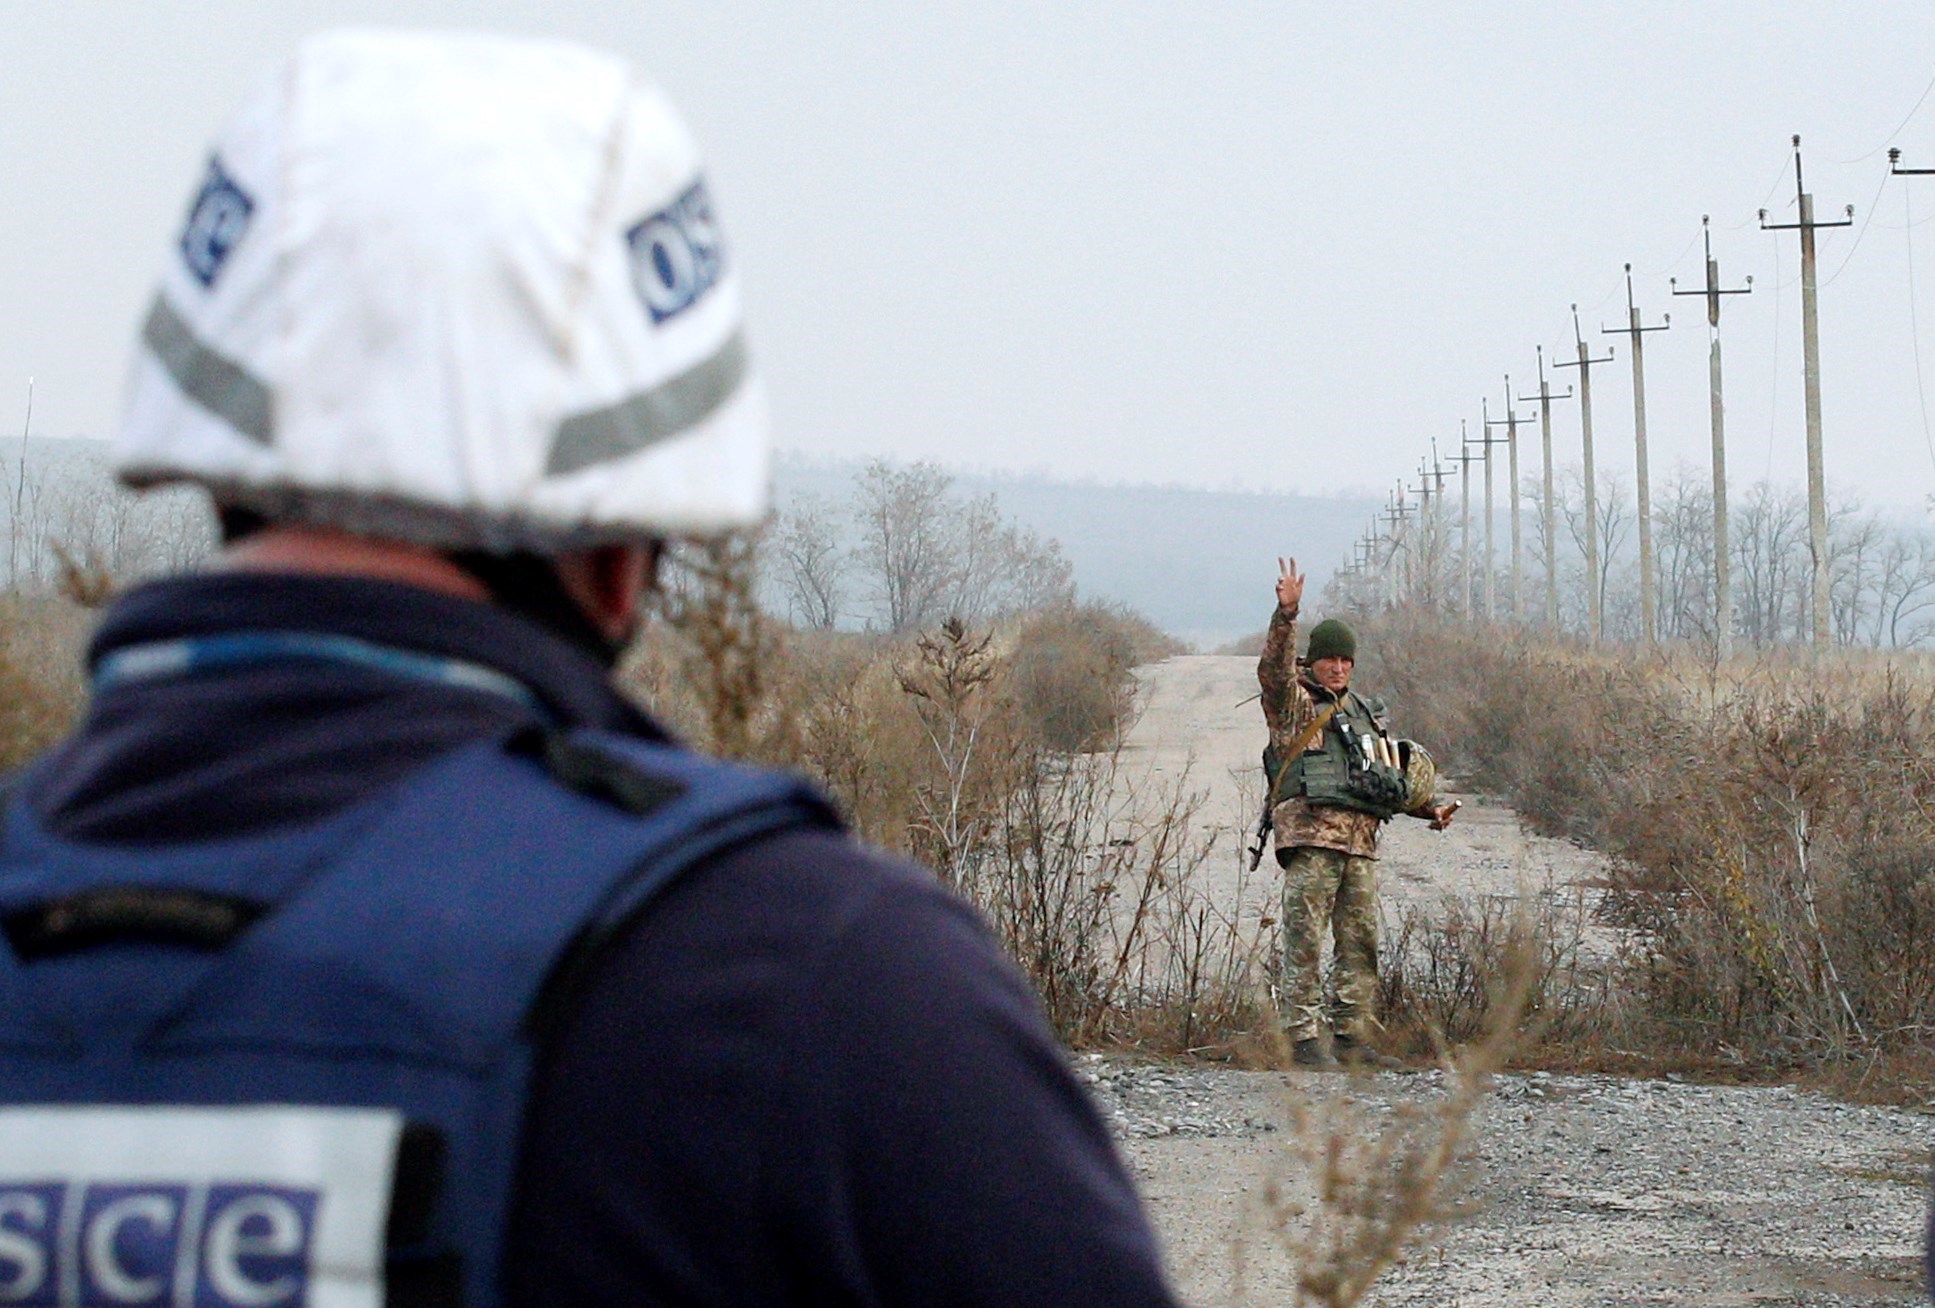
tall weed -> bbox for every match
[0,595,87,771]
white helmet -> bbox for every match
[115,29,768,552]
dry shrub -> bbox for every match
[630,537,787,761]
[0,594,88,771]
[1006,600,1184,752]
[1378,893,1609,1059]
[1362,610,1935,1074]
[967,749,1212,1042]
[889,617,1259,1049]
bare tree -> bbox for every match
[846,461,1075,632]
[772,492,848,630]
[952,492,1075,623]
[1826,497,1883,647]
[994,522,1076,615]
[1869,528,1935,648]
[852,460,960,633]
[1558,467,1632,637]
[1733,482,1809,648]
[4,445,214,592]
[1651,467,1715,643]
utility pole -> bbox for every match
[1603,265,1670,644]
[1485,381,1534,624]
[1518,349,1573,631]
[1365,520,1387,608]
[1760,136,1852,653]
[1554,308,1615,643]
[1671,216,1751,660]
[1472,401,1509,624]
[1382,491,1414,609]
[1416,453,1451,609]
[1406,470,1432,608]
[1451,424,1482,621]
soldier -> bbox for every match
[1259,558,1457,1069]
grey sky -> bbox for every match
[7,3,1935,516]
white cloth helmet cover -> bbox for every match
[116,29,769,550]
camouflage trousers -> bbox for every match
[1275,845,1380,1044]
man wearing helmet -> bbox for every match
[1260,559,1457,1070]
[0,32,1179,1308]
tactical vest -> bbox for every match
[0,728,839,1308]
[1265,691,1412,819]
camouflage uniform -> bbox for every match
[1277,846,1379,1043]
[1258,602,1436,1045]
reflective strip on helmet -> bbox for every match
[141,295,275,444]
[546,330,748,476]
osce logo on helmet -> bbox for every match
[625,177,726,325]
[0,1180,318,1307]
[177,156,255,289]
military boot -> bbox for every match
[1291,1038,1337,1070]
[1333,1034,1402,1071]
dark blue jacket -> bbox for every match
[5,572,1179,1307]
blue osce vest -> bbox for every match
[0,728,840,1308]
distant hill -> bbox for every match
[776,455,1375,650]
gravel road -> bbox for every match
[1102,656,1934,1307]
[1084,1056,1930,1306]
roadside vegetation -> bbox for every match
[1357,611,1935,1101]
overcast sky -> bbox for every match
[8,3,1935,516]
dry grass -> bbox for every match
[0,593,89,771]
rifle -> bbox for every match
[1246,704,1338,870]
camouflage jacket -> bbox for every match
[1257,603,1384,859]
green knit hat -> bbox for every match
[1306,618,1356,663]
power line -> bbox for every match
[1718,148,1812,230]
[1818,160,1894,289]
[1832,64,1935,164]
[1631,225,1705,280]
[1900,169,1935,478]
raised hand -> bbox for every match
[1275,557,1304,610]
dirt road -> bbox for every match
[1108,655,1931,1307]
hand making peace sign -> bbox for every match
[1275,557,1304,610]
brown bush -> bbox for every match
[1005,601,1178,752]
[0,594,88,772]
[1378,895,1611,1061]
[1362,611,1935,1071]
